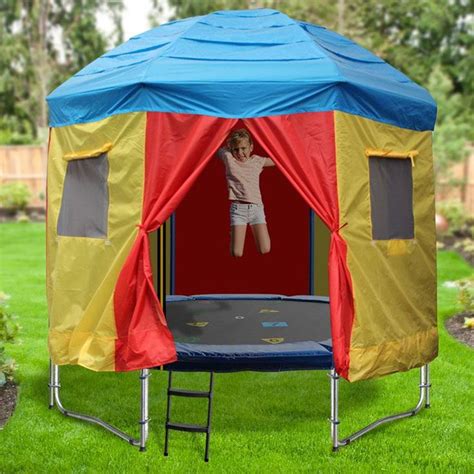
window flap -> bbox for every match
[63,142,113,161]
[365,148,418,167]
[387,239,409,256]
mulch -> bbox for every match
[445,312,474,349]
[0,382,17,429]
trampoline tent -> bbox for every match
[46,9,438,452]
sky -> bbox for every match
[49,0,173,64]
[98,0,174,42]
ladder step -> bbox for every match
[168,388,210,398]
[166,422,208,433]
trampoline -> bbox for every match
[46,8,437,459]
[165,295,332,372]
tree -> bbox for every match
[0,0,124,144]
[166,0,343,29]
[428,66,470,181]
[353,0,474,139]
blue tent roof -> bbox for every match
[47,9,436,131]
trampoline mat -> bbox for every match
[164,295,333,372]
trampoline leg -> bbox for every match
[329,369,340,451]
[49,363,149,450]
[164,371,173,456]
[48,359,56,409]
[204,372,214,462]
[424,364,431,408]
[329,364,430,450]
[139,369,151,451]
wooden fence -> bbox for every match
[0,144,473,214]
[0,145,47,208]
[436,151,474,216]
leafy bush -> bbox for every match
[0,183,31,212]
[457,276,474,314]
[0,292,20,386]
[436,200,469,236]
[463,317,474,329]
[0,130,36,145]
[16,211,30,223]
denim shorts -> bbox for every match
[230,202,266,226]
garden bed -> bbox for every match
[0,382,17,429]
[445,312,474,348]
[0,207,45,223]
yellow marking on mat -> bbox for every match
[262,338,284,344]
[259,309,280,313]
[186,322,209,328]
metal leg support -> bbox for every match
[48,362,150,450]
[164,371,173,457]
[139,369,151,451]
[204,372,215,462]
[329,364,430,450]
[48,360,56,409]
[424,364,431,408]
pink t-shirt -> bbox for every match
[218,149,267,204]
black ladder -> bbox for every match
[164,371,215,462]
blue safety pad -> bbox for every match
[166,295,191,302]
[47,9,436,131]
[291,295,330,303]
[167,340,333,372]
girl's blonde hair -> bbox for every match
[227,128,253,148]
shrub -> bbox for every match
[0,183,31,213]
[457,276,474,314]
[0,292,20,386]
[16,211,30,223]
[436,200,468,236]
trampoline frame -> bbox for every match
[48,362,151,451]
[48,361,431,454]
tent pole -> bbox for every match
[48,362,150,450]
[329,364,430,450]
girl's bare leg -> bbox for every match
[251,224,271,254]
[231,225,247,257]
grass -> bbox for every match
[0,222,473,473]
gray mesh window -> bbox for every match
[57,153,109,238]
[368,156,414,240]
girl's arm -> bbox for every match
[217,147,232,160]
[264,158,276,167]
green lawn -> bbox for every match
[0,222,472,472]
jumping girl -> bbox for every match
[217,129,275,257]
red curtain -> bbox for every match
[113,112,237,371]
[113,111,354,378]
[244,113,354,379]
